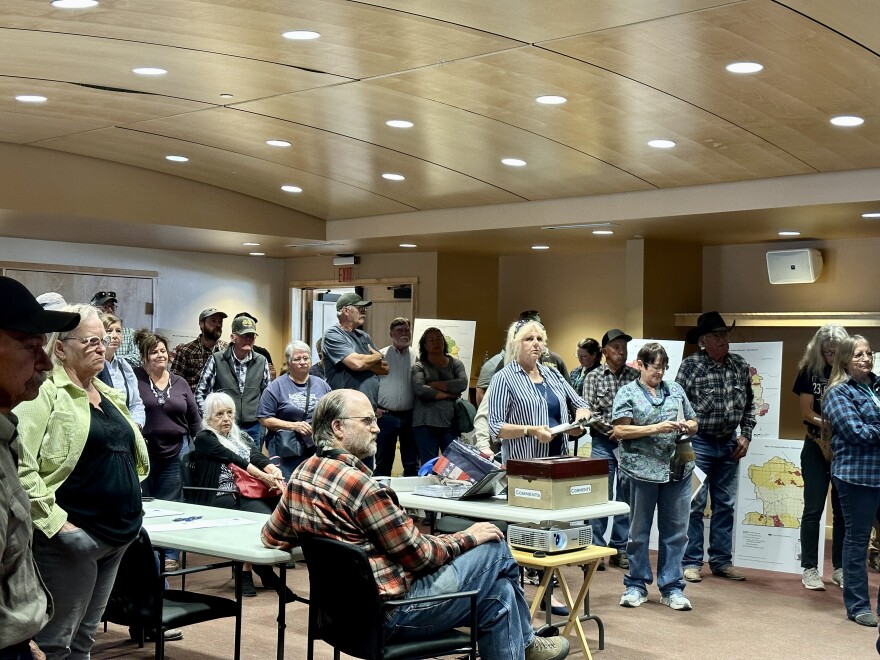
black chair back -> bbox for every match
[104,527,161,628]
[299,535,385,658]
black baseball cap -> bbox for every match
[0,276,80,334]
[601,329,633,348]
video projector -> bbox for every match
[507,522,592,554]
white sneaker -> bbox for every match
[832,567,843,588]
[802,567,825,591]
[660,591,692,611]
[619,588,647,608]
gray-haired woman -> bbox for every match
[192,392,291,599]
[258,340,331,478]
[16,303,150,658]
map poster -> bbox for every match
[733,438,819,574]
[625,339,685,381]
[412,318,477,384]
[728,341,782,441]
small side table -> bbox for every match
[510,545,616,659]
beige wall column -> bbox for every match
[436,253,501,382]
[625,238,702,341]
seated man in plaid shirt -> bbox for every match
[261,389,569,660]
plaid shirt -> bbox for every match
[170,336,228,392]
[583,363,639,437]
[261,451,478,600]
[675,350,755,441]
[117,326,141,367]
[823,374,880,487]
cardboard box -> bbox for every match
[507,473,608,510]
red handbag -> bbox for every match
[229,464,272,499]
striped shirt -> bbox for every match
[487,361,588,461]
[824,374,880,487]
[582,363,639,437]
[260,451,478,600]
[675,350,755,441]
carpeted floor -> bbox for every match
[91,541,879,659]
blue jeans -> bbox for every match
[143,438,189,561]
[833,477,880,618]
[33,528,129,659]
[625,475,690,596]
[385,541,534,658]
[684,434,739,572]
[240,420,262,447]
[800,436,844,569]
[589,435,630,551]
[413,426,458,469]
[375,410,419,477]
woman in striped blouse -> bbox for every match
[487,319,591,464]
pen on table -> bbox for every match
[172,516,203,522]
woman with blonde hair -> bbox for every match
[822,335,880,626]
[793,324,847,591]
[488,319,591,463]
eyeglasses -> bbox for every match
[641,362,667,372]
[853,351,874,360]
[95,291,116,299]
[289,356,311,363]
[63,335,111,348]
[341,415,378,426]
[821,348,837,357]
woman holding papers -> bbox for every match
[487,319,590,463]
[611,342,697,612]
[487,318,590,615]
[822,335,880,627]
[15,303,149,658]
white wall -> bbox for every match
[0,237,287,359]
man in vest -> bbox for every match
[195,315,270,445]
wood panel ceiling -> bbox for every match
[2,0,880,256]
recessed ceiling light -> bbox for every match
[51,0,98,7]
[778,231,801,236]
[386,120,414,128]
[382,173,405,181]
[592,230,614,235]
[281,185,302,193]
[399,243,417,248]
[648,139,676,149]
[862,212,880,218]
[725,62,763,74]
[282,30,321,40]
[531,245,550,250]
[502,158,527,167]
[165,155,188,162]
[535,95,567,105]
[266,139,291,147]
[242,242,261,246]
[219,93,234,99]
[15,95,47,103]
[132,67,167,76]
[830,115,864,127]
[248,252,266,256]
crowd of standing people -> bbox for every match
[2,275,879,659]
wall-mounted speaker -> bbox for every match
[766,249,823,284]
